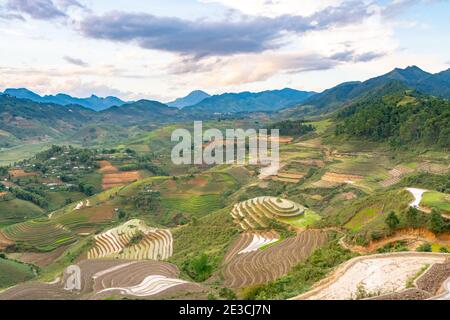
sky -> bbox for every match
[0,0,449,102]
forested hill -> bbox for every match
[334,89,450,149]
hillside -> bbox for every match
[185,88,316,114]
[289,66,450,116]
[98,99,187,125]
[0,95,95,146]
[334,88,450,148]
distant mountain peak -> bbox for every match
[167,90,211,109]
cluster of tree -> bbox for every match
[119,157,168,176]
[385,209,449,234]
[400,172,450,193]
[268,119,315,136]
[182,252,214,282]
[0,167,8,177]
[335,92,450,148]
[32,145,99,170]
[10,187,48,208]
[78,182,96,196]
[132,190,161,211]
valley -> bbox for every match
[0,67,449,301]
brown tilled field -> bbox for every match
[0,283,76,300]
[0,259,205,300]
[80,205,116,223]
[89,260,204,299]
[99,161,140,190]
[98,160,119,174]
[16,246,68,267]
[102,172,141,189]
[187,177,209,187]
[8,169,37,178]
[222,230,328,288]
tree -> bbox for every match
[416,242,432,252]
[182,253,213,282]
[429,211,445,234]
[439,247,449,253]
[405,207,420,228]
[385,211,400,230]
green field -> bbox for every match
[0,258,36,289]
[278,209,322,228]
[44,191,86,212]
[421,191,450,213]
[2,218,77,252]
[0,198,45,228]
[161,194,223,217]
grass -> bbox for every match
[344,208,379,232]
[405,264,429,288]
[305,119,333,134]
[0,198,45,228]
[325,189,414,242]
[161,194,223,217]
[170,207,239,280]
[278,209,321,228]
[44,191,86,212]
[421,191,450,213]
[0,258,36,289]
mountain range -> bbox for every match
[2,88,129,111]
[1,65,449,148]
[293,66,450,115]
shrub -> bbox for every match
[385,211,400,230]
[182,253,214,282]
[416,243,432,252]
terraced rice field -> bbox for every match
[236,232,279,255]
[230,197,305,230]
[0,282,76,300]
[272,172,304,184]
[0,260,203,300]
[1,219,76,252]
[0,231,14,250]
[89,260,203,299]
[294,253,448,300]
[50,205,116,233]
[222,230,328,288]
[380,165,415,187]
[95,274,195,298]
[321,172,363,184]
[87,219,173,260]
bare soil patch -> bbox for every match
[98,160,119,174]
[18,246,67,267]
[187,177,208,187]
[8,169,37,178]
